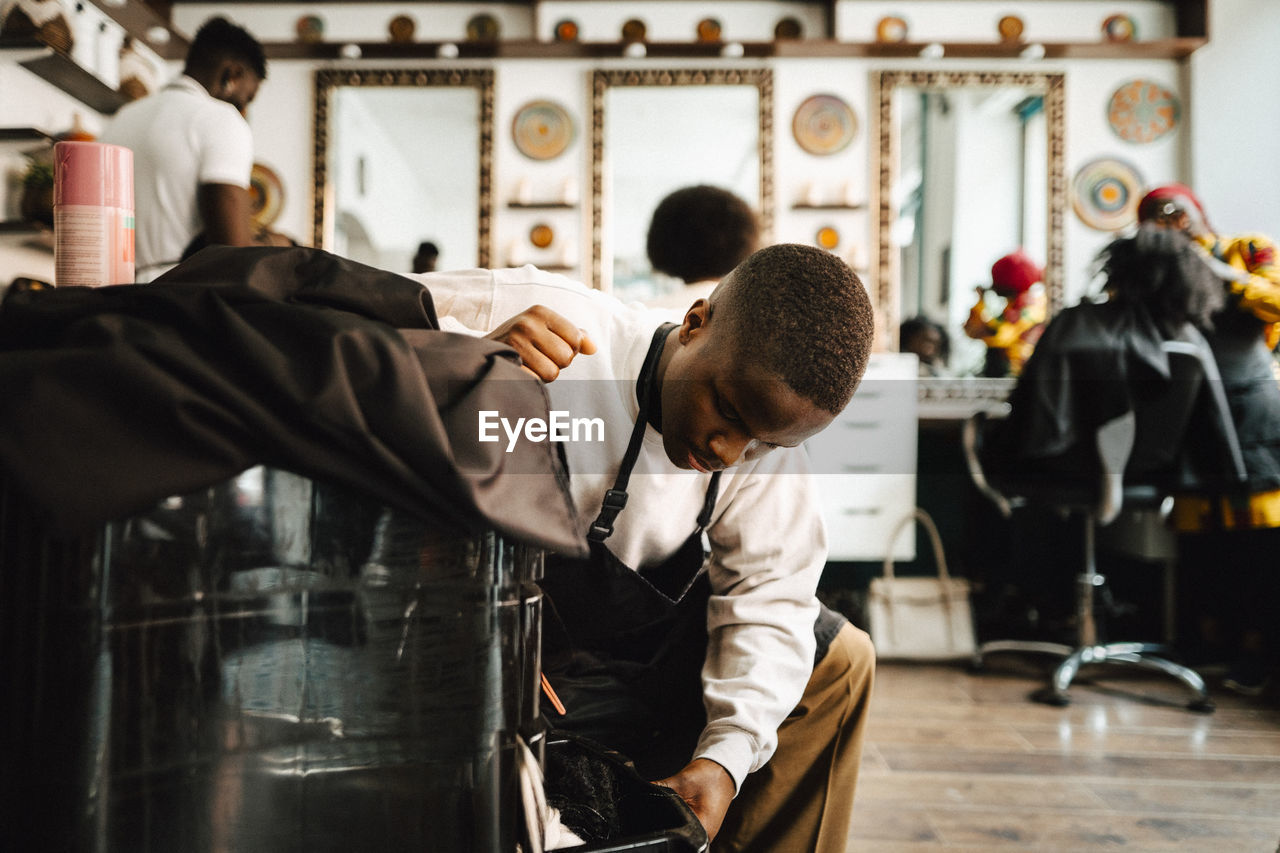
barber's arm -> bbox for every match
[1218,234,1280,324]
[196,182,256,248]
[668,449,825,836]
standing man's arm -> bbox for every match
[197,183,256,248]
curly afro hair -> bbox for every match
[1095,223,1224,334]
[646,185,760,284]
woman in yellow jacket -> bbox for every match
[1139,183,1280,696]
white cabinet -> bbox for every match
[806,352,918,560]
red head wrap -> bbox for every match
[990,249,1043,296]
[1137,183,1212,234]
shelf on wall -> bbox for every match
[507,201,577,210]
[0,221,47,233]
[260,36,1206,62]
[0,127,54,156]
[1,40,127,114]
[88,0,189,61]
[773,37,1206,60]
[792,203,866,211]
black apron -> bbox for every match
[539,324,844,780]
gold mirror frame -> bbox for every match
[591,68,774,290]
[875,70,1066,342]
[312,68,494,267]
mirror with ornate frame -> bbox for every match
[591,68,773,297]
[877,70,1065,375]
[313,68,494,273]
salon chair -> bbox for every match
[963,335,1245,712]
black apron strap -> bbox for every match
[588,323,673,542]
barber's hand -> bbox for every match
[653,758,735,841]
[485,305,597,381]
[1196,250,1252,284]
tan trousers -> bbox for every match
[713,623,876,853]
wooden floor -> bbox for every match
[850,658,1280,852]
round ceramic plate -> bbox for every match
[997,14,1024,42]
[696,18,722,42]
[466,13,499,41]
[774,17,802,40]
[295,14,323,44]
[792,94,858,156]
[1107,79,1180,144]
[512,100,574,161]
[387,14,415,43]
[621,18,647,42]
[530,223,555,249]
[249,163,283,227]
[1071,157,1144,231]
[1102,14,1137,42]
[876,16,908,43]
[553,19,579,41]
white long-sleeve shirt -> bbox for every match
[420,265,826,791]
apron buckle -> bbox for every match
[587,489,629,541]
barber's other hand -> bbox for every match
[485,305,597,381]
[1196,250,1252,285]
[654,758,735,841]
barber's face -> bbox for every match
[1146,201,1192,233]
[657,300,834,472]
[219,66,261,116]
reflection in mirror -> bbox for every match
[877,71,1064,375]
[313,69,493,273]
[592,68,772,297]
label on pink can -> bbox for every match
[53,141,135,286]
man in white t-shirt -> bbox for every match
[426,243,877,851]
[101,17,266,281]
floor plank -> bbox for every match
[850,661,1280,852]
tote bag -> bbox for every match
[868,508,976,661]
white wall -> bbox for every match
[1190,0,1280,238]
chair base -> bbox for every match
[973,640,1215,712]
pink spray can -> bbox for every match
[53,141,135,286]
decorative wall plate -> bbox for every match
[621,18,647,43]
[792,94,858,156]
[553,19,579,42]
[512,100,574,161]
[249,163,284,227]
[774,17,802,40]
[696,17,722,42]
[466,13,499,41]
[530,223,554,249]
[816,226,840,250]
[1071,157,1144,231]
[1101,14,1137,42]
[875,16,908,43]
[387,14,415,43]
[997,14,1024,42]
[1107,79,1180,144]
[295,14,324,44]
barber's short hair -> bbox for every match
[187,16,267,80]
[646,185,760,284]
[1095,223,1223,333]
[712,244,874,414]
